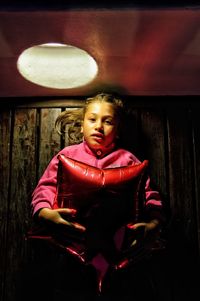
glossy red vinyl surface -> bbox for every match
[57,154,148,188]
[53,155,148,211]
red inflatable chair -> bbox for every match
[28,155,164,292]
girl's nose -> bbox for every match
[95,121,103,131]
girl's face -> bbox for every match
[81,101,118,153]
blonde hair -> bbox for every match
[55,93,125,145]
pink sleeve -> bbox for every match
[126,151,163,210]
[145,177,162,208]
[31,155,59,216]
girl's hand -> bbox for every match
[38,207,86,232]
[127,219,161,247]
[127,219,160,232]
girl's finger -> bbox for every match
[127,222,146,230]
[55,208,77,215]
[71,222,86,232]
[57,217,71,226]
[57,218,86,232]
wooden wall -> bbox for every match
[0,97,200,301]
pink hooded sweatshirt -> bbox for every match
[31,141,163,221]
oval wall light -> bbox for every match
[17,43,98,89]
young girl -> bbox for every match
[31,93,165,300]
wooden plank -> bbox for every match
[15,98,85,108]
[121,105,140,157]
[139,109,167,203]
[166,106,200,301]
[0,110,11,301]
[38,108,62,178]
[166,107,198,252]
[4,109,37,301]
[191,108,200,257]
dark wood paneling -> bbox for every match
[191,108,200,296]
[38,108,62,178]
[191,109,200,256]
[167,107,197,248]
[166,106,199,300]
[121,107,140,157]
[0,100,200,301]
[139,109,167,201]
[4,109,37,301]
[0,110,12,301]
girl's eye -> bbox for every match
[89,118,96,122]
[105,120,113,125]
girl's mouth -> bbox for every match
[92,136,104,143]
[91,133,104,140]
